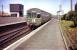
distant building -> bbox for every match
[0,12,10,17]
[10,4,24,17]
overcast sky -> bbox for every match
[0,0,77,15]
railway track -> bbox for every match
[0,25,31,50]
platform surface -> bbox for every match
[15,18,66,50]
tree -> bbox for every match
[61,14,66,20]
[66,11,74,20]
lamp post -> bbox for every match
[57,11,61,21]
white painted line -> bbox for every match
[3,20,51,50]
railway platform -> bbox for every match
[0,17,26,27]
[4,18,66,50]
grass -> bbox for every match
[61,20,77,34]
[61,20,77,48]
[61,20,76,31]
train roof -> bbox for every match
[27,8,51,15]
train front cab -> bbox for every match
[26,12,42,30]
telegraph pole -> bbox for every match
[2,4,3,17]
[70,0,73,11]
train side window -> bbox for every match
[37,14,41,18]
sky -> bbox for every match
[0,0,77,15]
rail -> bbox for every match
[0,25,30,50]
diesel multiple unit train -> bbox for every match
[26,8,51,29]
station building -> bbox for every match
[10,4,24,17]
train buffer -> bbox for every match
[4,18,66,50]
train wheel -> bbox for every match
[74,48,77,50]
[31,25,35,30]
[68,46,73,50]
